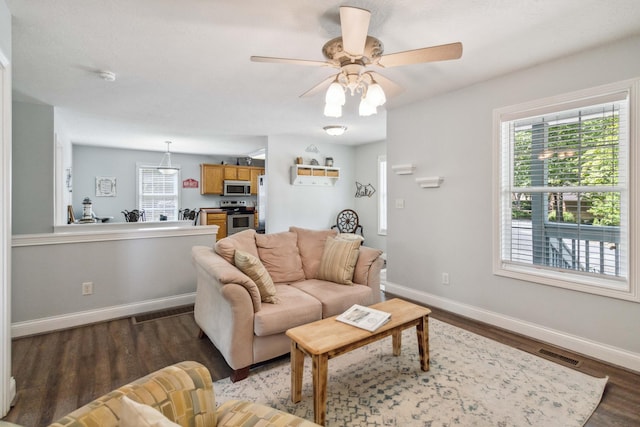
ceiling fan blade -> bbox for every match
[378,42,463,68]
[367,72,404,98]
[339,6,371,56]
[250,56,333,67]
[299,75,337,98]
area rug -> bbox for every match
[214,318,607,426]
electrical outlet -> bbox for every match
[395,199,405,209]
[82,282,93,295]
[442,273,450,285]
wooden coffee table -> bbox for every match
[286,298,431,426]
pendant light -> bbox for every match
[157,141,179,175]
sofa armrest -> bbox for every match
[192,245,262,312]
[48,361,217,427]
[353,246,384,302]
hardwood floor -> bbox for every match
[3,297,639,426]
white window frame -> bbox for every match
[136,163,181,222]
[493,78,640,302]
[378,155,387,235]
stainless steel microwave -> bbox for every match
[223,180,251,196]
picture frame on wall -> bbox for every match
[96,176,117,197]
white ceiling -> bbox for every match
[7,0,640,156]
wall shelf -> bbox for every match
[391,164,416,175]
[416,176,444,188]
[290,165,340,186]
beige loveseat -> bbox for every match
[48,361,320,427]
[192,227,384,381]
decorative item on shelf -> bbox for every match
[157,141,179,175]
[295,157,303,165]
[391,164,416,175]
[67,205,76,224]
[325,157,334,167]
[355,182,376,198]
[79,197,97,223]
[416,176,444,188]
[310,158,319,165]
[305,144,319,153]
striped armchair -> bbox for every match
[48,361,320,427]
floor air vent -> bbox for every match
[132,305,194,324]
[537,348,582,367]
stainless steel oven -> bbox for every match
[227,213,255,235]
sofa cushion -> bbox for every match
[121,396,180,427]
[255,231,305,283]
[234,250,278,304]
[290,226,338,279]
[316,236,361,285]
[253,284,322,336]
[217,400,321,426]
[215,229,259,264]
[290,279,374,318]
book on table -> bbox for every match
[336,304,391,332]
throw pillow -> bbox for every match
[316,236,361,285]
[290,226,338,279]
[234,250,279,303]
[120,396,181,427]
[255,231,306,283]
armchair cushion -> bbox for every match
[120,396,180,427]
[255,231,305,283]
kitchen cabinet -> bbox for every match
[224,166,251,181]
[250,168,265,195]
[290,165,340,186]
[203,211,227,240]
[200,164,224,195]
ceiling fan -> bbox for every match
[250,6,463,118]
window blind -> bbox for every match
[499,91,629,287]
[138,166,179,221]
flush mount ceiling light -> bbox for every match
[323,125,347,136]
[157,141,179,175]
[250,6,462,118]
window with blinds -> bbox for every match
[494,79,639,301]
[137,165,180,221]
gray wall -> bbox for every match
[386,34,640,356]
[72,145,263,221]
[265,135,359,233]
[12,101,54,234]
[355,140,386,252]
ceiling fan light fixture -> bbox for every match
[323,125,347,136]
[325,81,346,105]
[358,98,377,116]
[324,102,342,118]
[365,82,386,106]
[157,141,179,175]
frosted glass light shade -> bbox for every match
[324,103,342,118]
[325,82,346,105]
[359,98,377,116]
[365,83,386,106]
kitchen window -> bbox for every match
[137,164,180,221]
[493,78,639,302]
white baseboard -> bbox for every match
[11,293,196,338]
[384,281,640,373]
